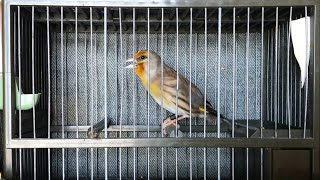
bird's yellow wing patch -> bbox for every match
[199,106,208,113]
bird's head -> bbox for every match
[125,50,161,77]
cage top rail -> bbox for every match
[5,0,320,7]
[14,6,310,33]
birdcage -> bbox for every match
[1,0,319,179]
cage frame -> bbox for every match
[2,0,320,179]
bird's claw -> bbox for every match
[87,130,100,139]
[162,117,180,136]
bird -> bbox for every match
[126,50,228,135]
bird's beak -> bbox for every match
[125,58,135,69]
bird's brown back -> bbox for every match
[151,63,215,117]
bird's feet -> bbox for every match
[161,114,188,136]
[162,118,181,135]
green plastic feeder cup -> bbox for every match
[0,74,41,110]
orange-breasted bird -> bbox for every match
[126,50,228,134]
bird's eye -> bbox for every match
[140,56,146,60]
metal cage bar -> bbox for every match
[160,7,164,180]
[119,7,123,179]
[147,7,151,180]
[231,7,236,180]
[245,7,250,180]
[46,6,51,180]
[74,6,79,180]
[31,6,37,180]
[132,7,136,180]
[103,7,108,180]
[303,6,308,139]
[17,5,22,180]
[274,7,279,138]
[217,7,221,180]
[260,7,265,180]
[188,7,193,180]
[287,7,292,138]
[60,6,65,180]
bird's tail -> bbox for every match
[202,101,232,126]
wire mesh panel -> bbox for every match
[2,1,319,179]
[53,147,229,179]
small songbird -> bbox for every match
[126,50,226,134]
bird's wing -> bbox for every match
[161,65,208,115]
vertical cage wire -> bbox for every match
[204,8,208,179]
[147,8,150,137]
[271,29,274,121]
[32,6,36,139]
[175,7,179,180]
[245,7,250,140]
[118,7,122,179]
[75,7,78,140]
[119,7,123,139]
[17,5,21,140]
[175,8,179,136]
[74,6,79,180]
[274,7,279,137]
[260,7,264,137]
[94,32,98,179]
[60,6,65,180]
[103,7,108,180]
[287,7,292,138]
[147,7,151,180]
[245,7,250,180]
[46,6,51,180]
[296,28,298,129]
[231,7,236,180]
[31,6,38,179]
[17,5,22,180]
[255,32,258,122]
[175,7,179,137]
[303,6,308,138]
[204,8,207,137]
[89,7,94,180]
[160,7,164,180]
[279,23,283,125]
[189,7,193,180]
[53,26,57,180]
[260,7,265,180]
[132,7,136,180]
[217,7,222,180]
[89,7,93,136]
[194,33,198,136]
